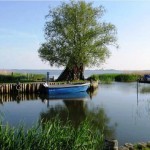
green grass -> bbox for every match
[0,118,104,150]
[134,145,150,150]
[115,74,140,82]
[88,73,140,83]
[0,73,45,83]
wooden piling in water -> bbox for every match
[0,82,44,94]
[0,93,39,103]
[0,81,97,94]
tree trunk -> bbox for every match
[57,64,84,81]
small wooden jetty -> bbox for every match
[0,82,43,94]
[0,81,99,94]
[138,80,150,84]
[138,75,150,84]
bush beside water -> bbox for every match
[89,74,140,83]
[0,72,45,83]
[115,74,140,82]
[0,119,104,150]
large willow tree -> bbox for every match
[38,1,118,81]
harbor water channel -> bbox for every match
[0,81,150,145]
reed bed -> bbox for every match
[0,72,45,83]
[0,70,11,75]
[89,73,141,83]
[0,119,104,150]
[115,74,140,82]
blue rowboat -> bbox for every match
[45,91,89,100]
[44,82,90,94]
[144,74,150,81]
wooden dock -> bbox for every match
[138,79,150,84]
[0,81,99,94]
[0,82,43,94]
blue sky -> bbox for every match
[0,1,150,70]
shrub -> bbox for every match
[88,73,140,83]
[115,74,140,82]
[88,74,118,84]
[0,73,45,83]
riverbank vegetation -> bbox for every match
[134,145,150,150]
[0,118,104,150]
[0,72,142,84]
[89,74,141,83]
[0,72,45,83]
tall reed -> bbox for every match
[89,73,140,83]
[0,73,45,83]
[0,118,104,150]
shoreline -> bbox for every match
[106,139,150,150]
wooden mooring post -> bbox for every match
[0,82,44,94]
[0,81,98,94]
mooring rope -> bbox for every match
[16,83,21,91]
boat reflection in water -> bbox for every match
[0,89,116,141]
[39,91,90,127]
[40,91,116,139]
[40,91,89,106]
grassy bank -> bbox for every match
[0,72,45,83]
[0,119,104,150]
[89,74,141,83]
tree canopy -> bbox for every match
[38,0,118,80]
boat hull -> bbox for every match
[45,91,89,100]
[45,83,90,94]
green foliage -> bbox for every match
[89,74,140,83]
[0,73,45,83]
[134,144,150,150]
[98,74,117,84]
[89,74,100,81]
[115,74,140,82]
[0,119,104,150]
[38,0,118,69]
[40,102,115,142]
[88,74,117,84]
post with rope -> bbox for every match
[15,82,22,93]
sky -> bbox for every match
[0,0,150,70]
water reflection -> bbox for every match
[40,91,116,139]
[88,88,98,99]
[40,92,89,127]
[0,93,39,104]
[140,86,150,93]
[0,90,116,141]
[136,83,150,117]
[137,83,150,95]
[40,100,86,127]
[85,108,116,139]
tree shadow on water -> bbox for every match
[40,97,116,140]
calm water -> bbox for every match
[1,82,150,145]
